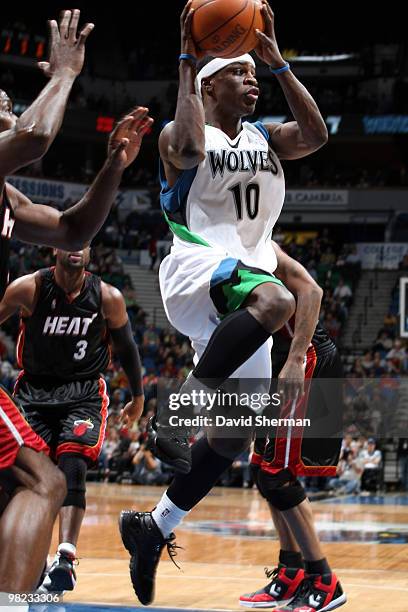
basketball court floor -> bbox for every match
[30,483,408,612]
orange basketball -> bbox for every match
[191,0,264,59]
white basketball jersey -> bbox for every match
[160,122,285,274]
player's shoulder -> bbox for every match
[100,280,124,303]
[244,120,272,142]
[6,271,39,301]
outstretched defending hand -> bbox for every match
[108,107,154,170]
[254,1,285,69]
[38,9,94,78]
[120,396,145,427]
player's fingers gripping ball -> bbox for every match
[191,0,264,59]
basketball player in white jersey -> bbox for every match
[151,0,328,472]
[119,4,346,612]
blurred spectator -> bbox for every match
[386,339,407,371]
[328,448,362,495]
[131,440,171,485]
[359,438,382,494]
[333,278,353,305]
[100,427,121,477]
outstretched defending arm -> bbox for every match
[0,10,93,177]
[10,107,153,250]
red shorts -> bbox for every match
[0,387,49,471]
[252,345,343,478]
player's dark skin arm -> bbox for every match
[6,108,153,250]
[0,274,38,323]
[272,241,323,401]
[101,283,144,424]
[256,1,328,160]
[0,10,94,179]
[159,0,205,185]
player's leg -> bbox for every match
[38,452,87,594]
[120,341,273,604]
[191,280,295,387]
[0,446,66,593]
[0,386,63,593]
[240,451,305,608]
[256,469,345,612]
[154,256,295,473]
[120,425,252,605]
[40,378,108,594]
[259,351,346,612]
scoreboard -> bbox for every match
[1,28,45,59]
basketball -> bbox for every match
[191,0,264,59]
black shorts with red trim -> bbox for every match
[0,385,49,471]
[14,376,109,465]
[254,345,343,478]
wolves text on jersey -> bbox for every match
[207,148,279,179]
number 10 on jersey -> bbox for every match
[228,182,260,220]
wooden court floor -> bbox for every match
[55,483,408,611]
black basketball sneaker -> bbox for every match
[119,510,180,605]
[149,415,192,474]
[273,573,347,611]
[240,565,305,608]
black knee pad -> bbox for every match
[258,469,306,511]
[58,453,87,510]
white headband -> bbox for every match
[195,54,255,98]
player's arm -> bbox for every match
[9,108,153,250]
[255,2,328,160]
[272,241,323,401]
[0,10,93,177]
[0,273,39,323]
[101,282,144,425]
[159,1,205,183]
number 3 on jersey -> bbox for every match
[74,340,88,361]
[228,182,260,220]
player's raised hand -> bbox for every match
[38,9,94,78]
[254,1,285,68]
[120,395,145,427]
[108,106,154,170]
[180,0,204,60]
[277,359,306,406]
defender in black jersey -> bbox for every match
[0,8,152,594]
[241,321,344,610]
[0,247,144,593]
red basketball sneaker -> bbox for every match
[273,573,347,611]
[240,565,305,608]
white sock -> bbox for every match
[152,492,189,537]
[58,542,76,557]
